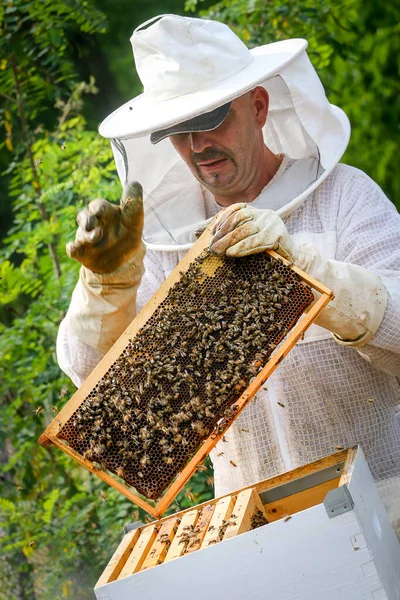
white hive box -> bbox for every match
[94,446,400,600]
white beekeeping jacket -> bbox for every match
[57,46,400,537]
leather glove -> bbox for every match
[66,181,144,274]
[65,182,146,355]
[210,203,297,261]
[210,203,387,346]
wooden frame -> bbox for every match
[95,447,356,588]
[39,226,334,518]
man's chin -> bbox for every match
[195,171,238,192]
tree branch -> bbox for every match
[0,92,17,103]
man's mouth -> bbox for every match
[197,158,227,171]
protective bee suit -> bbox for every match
[58,15,400,537]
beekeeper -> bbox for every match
[58,15,400,536]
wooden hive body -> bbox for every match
[94,447,400,600]
[39,226,333,517]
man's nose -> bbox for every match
[189,131,213,153]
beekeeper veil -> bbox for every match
[99,14,350,252]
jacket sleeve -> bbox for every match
[57,249,167,386]
[335,168,400,376]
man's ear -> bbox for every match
[251,86,269,128]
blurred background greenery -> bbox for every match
[0,0,399,598]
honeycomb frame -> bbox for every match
[39,226,334,518]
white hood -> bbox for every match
[109,50,350,252]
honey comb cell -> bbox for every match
[58,251,314,500]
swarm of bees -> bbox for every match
[59,251,313,500]
[250,509,269,529]
[178,524,202,549]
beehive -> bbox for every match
[94,447,400,600]
[39,226,333,517]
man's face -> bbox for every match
[169,89,268,204]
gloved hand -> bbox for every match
[210,203,297,261]
[67,181,144,274]
[210,203,387,346]
[65,182,146,355]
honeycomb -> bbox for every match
[59,251,314,500]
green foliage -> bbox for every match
[187,0,400,209]
[0,0,108,245]
[0,0,107,152]
[0,104,127,598]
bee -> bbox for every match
[277,402,285,408]
[83,449,94,461]
[140,455,151,467]
[196,464,208,472]
[116,466,125,478]
[34,406,43,416]
[185,490,195,502]
[142,439,152,451]
[191,421,208,436]
[94,444,106,456]
[17,485,23,492]
[175,411,189,423]
[29,541,36,548]
[139,427,149,440]
[190,397,203,410]
[100,491,107,502]
[230,460,238,467]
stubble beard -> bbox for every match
[191,149,239,191]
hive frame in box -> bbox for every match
[39,226,334,519]
[95,447,356,588]
[94,446,400,600]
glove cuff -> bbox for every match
[67,243,146,354]
[296,243,387,346]
[82,242,146,288]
